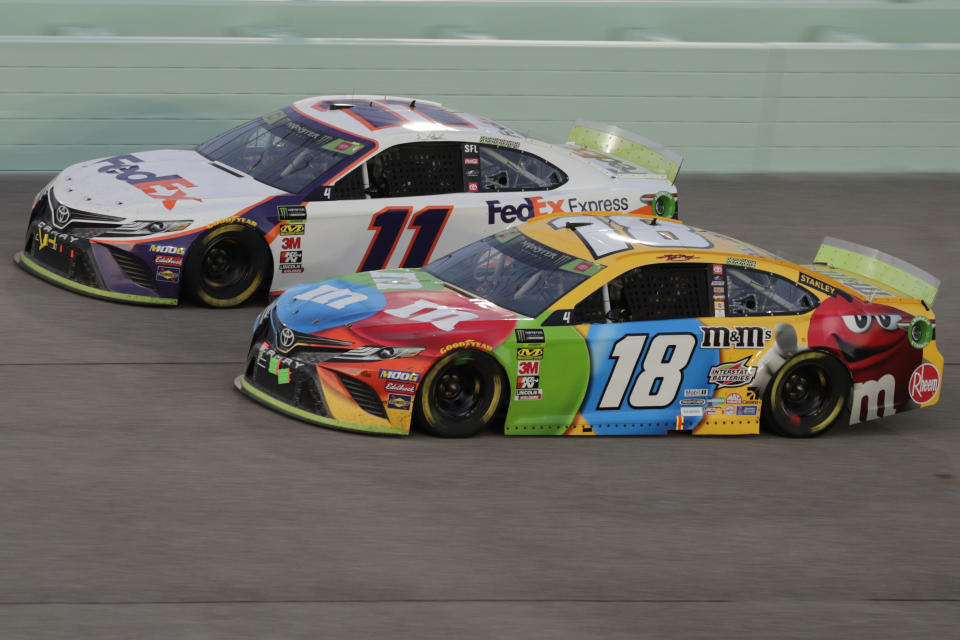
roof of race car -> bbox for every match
[517,212,785,268]
[289,95,524,144]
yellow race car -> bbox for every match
[238,212,942,437]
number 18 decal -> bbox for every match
[359,206,452,272]
[598,333,696,409]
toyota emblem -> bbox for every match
[54,205,70,228]
[279,327,295,350]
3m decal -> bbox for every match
[598,333,697,410]
[708,357,758,388]
[517,361,541,376]
[379,369,421,382]
[517,347,544,360]
[279,223,305,236]
[359,206,452,271]
[383,299,477,331]
[387,394,413,411]
[548,216,710,259]
[515,328,545,343]
[909,364,940,405]
[281,236,301,250]
[277,205,307,221]
[95,154,201,210]
[699,326,772,349]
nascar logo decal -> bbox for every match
[96,154,201,210]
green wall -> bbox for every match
[1,1,958,173]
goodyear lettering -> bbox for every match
[95,154,201,210]
[699,326,772,349]
[379,369,421,383]
[440,340,492,355]
[212,217,257,228]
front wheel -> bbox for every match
[762,350,850,437]
[183,224,270,308]
[414,350,505,438]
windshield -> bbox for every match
[424,228,602,318]
[195,109,372,193]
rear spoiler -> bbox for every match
[567,120,682,182]
[813,237,940,307]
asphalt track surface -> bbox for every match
[1,173,958,638]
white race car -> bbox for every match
[16,95,682,307]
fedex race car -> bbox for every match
[15,95,681,308]
[237,212,942,438]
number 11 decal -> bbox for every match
[358,206,453,271]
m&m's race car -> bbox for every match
[236,212,942,437]
[16,95,680,307]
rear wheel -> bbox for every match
[184,224,270,308]
[763,350,850,437]
[414,351,505,438]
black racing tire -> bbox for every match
[762,350,850,438]
[183,224,271,308]
[414,350,506,438]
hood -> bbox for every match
[53,149,283,219]
[275,270,520,352]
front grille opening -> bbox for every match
[105,246,157,292]
[295,378,330,417]
[336,372,388,419]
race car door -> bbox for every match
[572,262,722,434]
[276,141,571,292]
